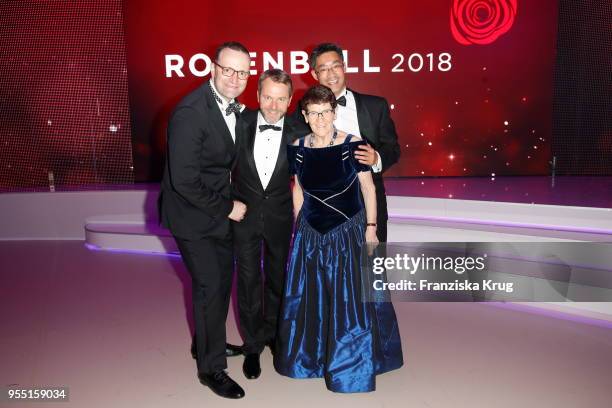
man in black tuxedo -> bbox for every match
[293,43,401,242]
[159,42,250,399]
[231,69,298,380]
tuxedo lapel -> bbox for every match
[203,84,236,156]
[350,88,375,143]
[232,113,249,170]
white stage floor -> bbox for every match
[1,241,611,408]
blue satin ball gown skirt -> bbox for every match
[274,210,403,393]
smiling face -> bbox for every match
[210,47,251,101]
[257,77,292,124]
[302,102,337,138]
[310,51,346,97]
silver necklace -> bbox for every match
[309,130,338,147]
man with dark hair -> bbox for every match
[296,42,401,242]
[159,41,250,399]
[232,68,299,380]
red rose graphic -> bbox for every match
[451,0,517,45]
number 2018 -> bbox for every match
[391,53,452,72]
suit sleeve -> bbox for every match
[166,107,233,219]
[376,98,401,173]
[288,106,311,141]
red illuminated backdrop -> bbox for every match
[124,0,558,181]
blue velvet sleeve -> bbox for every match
[349,140,372,173]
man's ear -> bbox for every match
[310,69,319,82]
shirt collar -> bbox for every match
[209,79,233,108]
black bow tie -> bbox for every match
[336,95,347,106]
[259,124,282,132]
[226,102,242,116]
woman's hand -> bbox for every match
[365,226,379,244]
[365,226,379,256]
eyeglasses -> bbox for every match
[306,109,334,120]
[214,62,250,80]
[315,62,344,76]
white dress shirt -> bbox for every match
[254,112,284,190]
[334,88,383,173]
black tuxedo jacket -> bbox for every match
[231,110,299,241]
[159,82,246,240]
[291,88,401,220]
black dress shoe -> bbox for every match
[225,343,243,357]
[191,343,243,360]
[243,353,261,379]
[198,370,245,399]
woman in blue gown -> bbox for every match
[274,85,403,393]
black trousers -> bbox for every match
[175,236,233,374]
[235,227,291,355]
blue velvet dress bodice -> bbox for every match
[287,137,370,234]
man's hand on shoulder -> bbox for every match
[354,142,378,167]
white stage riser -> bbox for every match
[2,187,611,323]
[2,188,611,240]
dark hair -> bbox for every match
[214,41,250,61]
[258,69,293,95]
[309,43,344,70]
[300,85,337,112]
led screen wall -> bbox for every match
[2,0,610,191]
[0,0,134,191]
